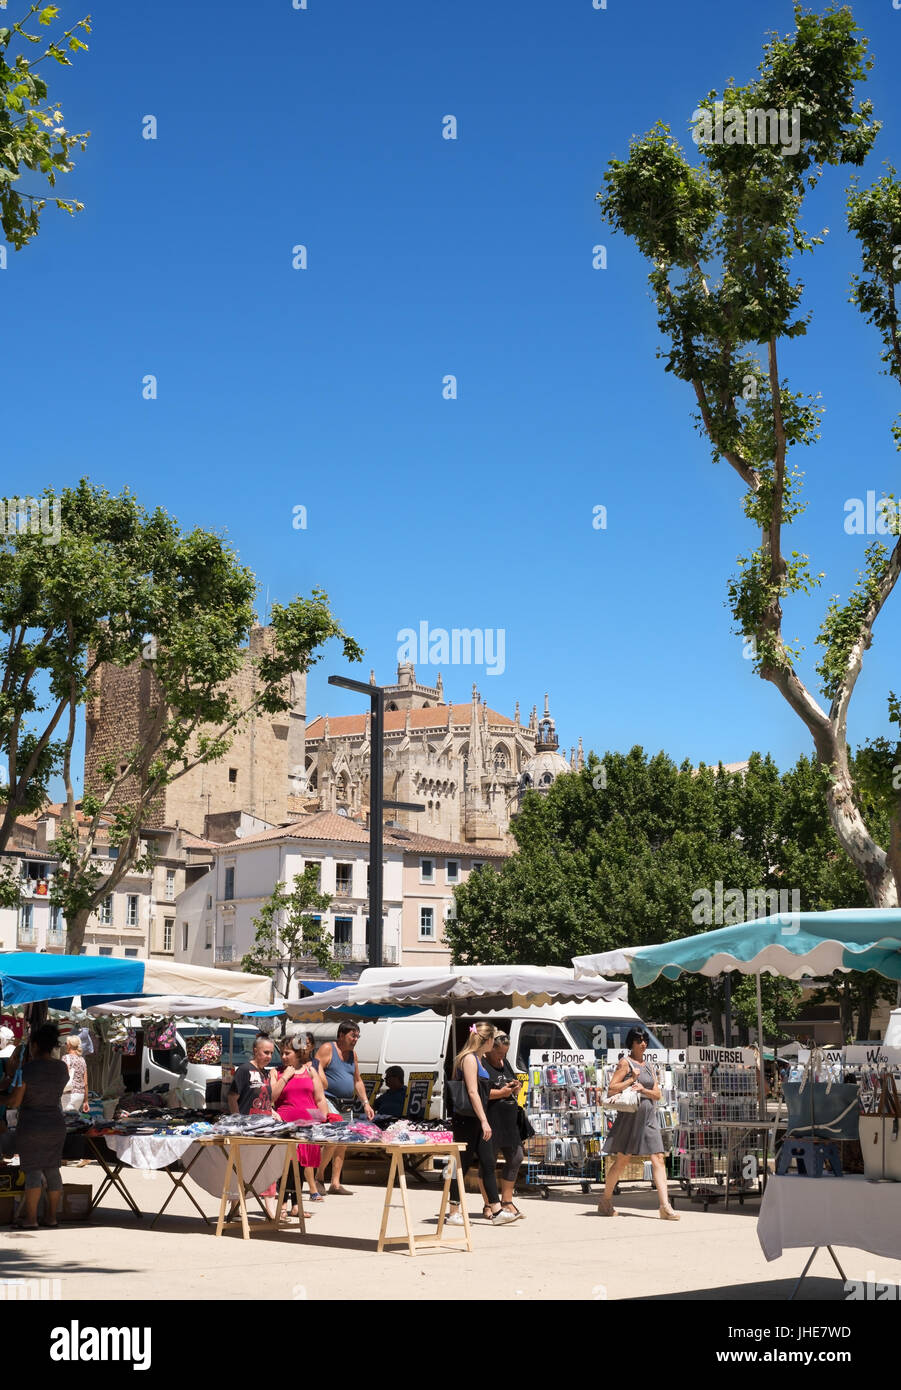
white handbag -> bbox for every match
[860,1074,901,1181]
[603,1061,642,1113]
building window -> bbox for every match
[419,858,434,884]
[48,906,64,940]
[419,907,435,940]
[305,862,321,888]
[228,767,238,784]
[335,863,353,895]
[471,861,484,874]
[205,920,213,950]
[107,846,119,860]
[445,898,456,922]
[446,860,459,884]
[165,870,176,902]
[206,894,213,910]
[98,894,113,925]
[224,867,235,900]
[334,917,353,960]
[162,921,173,952]
[124,948,139,957]
[126,895,139,927]
[98,947,113,956]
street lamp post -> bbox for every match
[328,675,424,968]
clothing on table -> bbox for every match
[228,1062,273,1116]
[373,1088,406,1118]
[602,1059,663,1156]
[320,1044,357,1109]
[16,1057,68,1188]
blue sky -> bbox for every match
[6,0,901,789]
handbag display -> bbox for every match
[860,1074,901,1182]
[783,1080,860,1143]
[145,1018,177,1051]
[184,1033,222,1065]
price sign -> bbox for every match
[403,1071,437,1119]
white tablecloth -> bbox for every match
[102,1134,290,1199]
[758,1174,901,1262]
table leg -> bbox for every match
[275,1147,292,1226]
[242,1144,277,1221]
[293,1158,306,1235]
[233,1144,250,1240]
[88,1141,142,1218]
[453,1147,472,1252]
[151,1147,211,1229]
[377,1152,398,1253]
[216,1149,236,1237]
[826,1245,848,1281]
[395,1155,417,1257]
[790,1247,821,1300]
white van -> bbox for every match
[139,1024,281,1109]
[298,966,661,1119]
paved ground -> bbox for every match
[2,1163,899,1301]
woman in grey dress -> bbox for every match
[4,1023,69,1228]
[598,1028,679,1220]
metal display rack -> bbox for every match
[672,1060,767,1210]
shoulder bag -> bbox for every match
[603,1059,642,1113]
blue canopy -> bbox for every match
[0,952,145,1007]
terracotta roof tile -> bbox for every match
[306,703,515,740]
[208,813,508,858]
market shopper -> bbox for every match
[478,1032,525,1221]
[61,1035,90,1114]
[270,1033,329,1214]
[446,1023,517,1227]
[598,1027,679,1220]
[227,1034,277,1115]
[314,1023,374,1195]
[3,1024,68,1228]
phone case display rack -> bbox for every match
[672,1063,764,1209]
[522,1060,675,1199]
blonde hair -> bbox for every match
[453,1022,495,1074]
[65,1035,82,1054]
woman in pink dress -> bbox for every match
[270,1033,329,1216]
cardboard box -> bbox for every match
[61,1184,92,1222]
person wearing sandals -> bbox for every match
[4,1023,68,1229]
[478,1033,525,1222]
[446,1023,518,1227]
[269,1033,329,1216]
[598,1027,679,1221]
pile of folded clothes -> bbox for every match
[380,1121,454,1145]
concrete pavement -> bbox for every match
[1,1165,899,1301]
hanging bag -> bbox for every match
[603,1059,642,1113]
[860,1073,901,1182]
[184,1034,222,1065]
[782,1047,859,1144]
[145,1018,177,1051]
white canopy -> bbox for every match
[139,958,273,1006]
[86,995,284,1022]
[286,968,628,1020]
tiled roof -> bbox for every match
[210,812,509,859]
[386,829,508,860]
[179,832,222,853]
[306,703,515,740]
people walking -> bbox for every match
[598,1027,679,1220]
[446,1023,517,1227]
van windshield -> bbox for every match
[195,1028,281,1068]
[564,1018,664,1053]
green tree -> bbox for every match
[0,479,362,951]
[0,4,91,250]
[241,866,340,994]
[598,5,901,906]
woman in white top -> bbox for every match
[62,1035,90,1114]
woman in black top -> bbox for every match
[479,1033,525,1221]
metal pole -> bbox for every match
[368,687,384,969]
[724,973,732,1047]
[756,972,766,1122]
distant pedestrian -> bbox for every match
[4,1024,68,1228]
[446,1023,517,1227]
[62,1035,90,1114]
[479,1032,525,1220]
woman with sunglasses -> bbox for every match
[598,1027,679,1220]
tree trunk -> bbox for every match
[841,979,854,1042]
[825,770,898,906]
[855,977,878,1041]
[65,908,91,955]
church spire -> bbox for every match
[536,694,559,752]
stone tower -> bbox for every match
[84,625,307,836]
